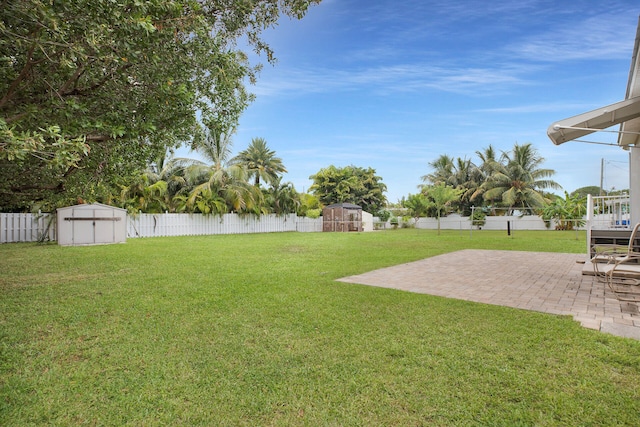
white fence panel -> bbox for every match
[412,214,550,231]
[482,215,549,231]
[296,217,323,232]
[126,213,301,238]
[3,211,571,244]
[0,212,56,243]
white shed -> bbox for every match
[57,203,127,246]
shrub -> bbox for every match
[471,210,486,228]
[306,208,321,219]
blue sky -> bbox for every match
[185,0,639,203]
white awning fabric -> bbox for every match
[548,17,640,147]
[547,97,640,145]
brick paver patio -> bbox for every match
[337,249,640,340]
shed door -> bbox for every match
[93,207,116,244]
[71,207,116,244]
[72,208,96,245]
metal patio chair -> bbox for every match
[591,222,640,299]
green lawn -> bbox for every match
[2,230,639,426]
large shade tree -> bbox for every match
[309,165,387,214]
[0,0,320,211]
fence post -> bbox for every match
[586,194,593,257]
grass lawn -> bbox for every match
[2,229,640,425]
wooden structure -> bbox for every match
[322,203,362,232]
[57,203,127,246]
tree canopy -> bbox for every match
[403,193,432,223]
[423,142,561,215]
[480,143,560,212]
[541,191,587,230]
[309,165,388,214]
[232,137,287,187]
[0,0,319,211]
[571,186,603,199]
[117,130,300,216]
[423,183,463,234]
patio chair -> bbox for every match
[591,222,640,293]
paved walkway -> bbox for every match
[337,249,640,340]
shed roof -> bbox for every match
[57,202,127,212]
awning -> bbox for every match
[548,17,640,147]
[547,97,640,145]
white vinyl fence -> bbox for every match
[4,211,594,244]
[1,212,56,243]
[1,212,323,243]
[127,213,322,237]
[413,214,552,231]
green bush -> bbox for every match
[306,208,321,219]
[376,209,392,222]
[401,215,414,228]
[471,209,486,228]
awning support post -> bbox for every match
[631,146,640,225]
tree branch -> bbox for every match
[86,134,113,142]
[5,111,29,124]
[0,42,41,110]
[59,64,87,95]
[67,63,133,96]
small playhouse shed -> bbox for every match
[57,203,127,246]
[322,203,363,232]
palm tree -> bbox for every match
[471,145,501,210]
[265,176,300,215]
[232,137,287,187]
[184,126,261,214]
[120,151,191,213]
[422,154,455,185]
[120,173,168,213]
[475,145,500,178]
[450,157,482,215]
[423,183,463,235]
[421,156,479,216]
[481,143,561,214]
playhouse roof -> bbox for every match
[325,203,362,209]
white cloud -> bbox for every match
[507,14,636,62]
[250,63,532,98]
[474,102,609,114]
